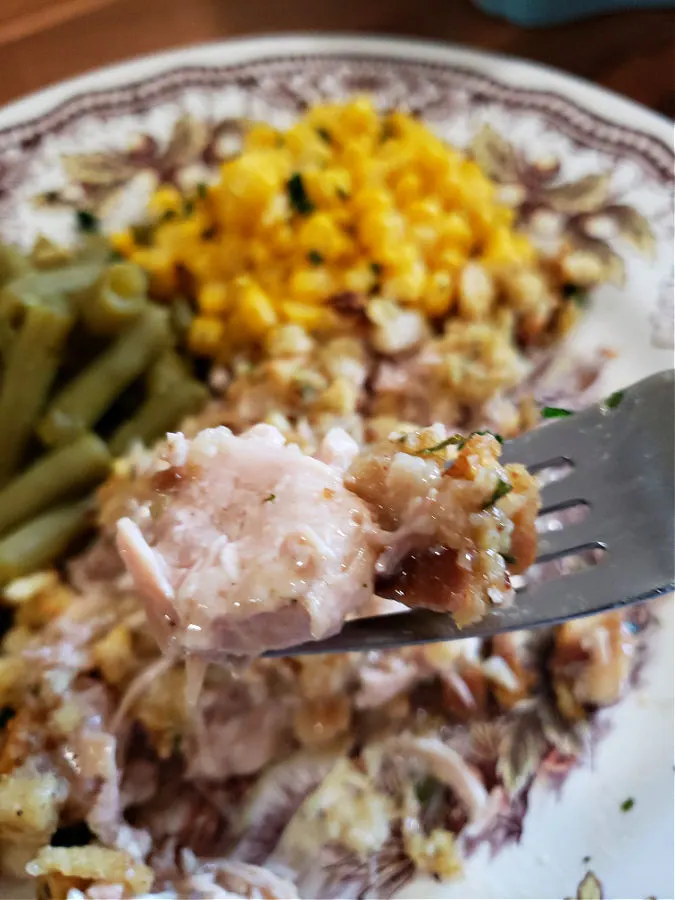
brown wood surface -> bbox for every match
[0,0,673,114]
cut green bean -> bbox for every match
[2,261,103,306]
[109,378,208,457]
[77,263,148,335]
[145,350,189,395]
[0,297,74,484]
[38,305,171,446]
[0,433,111,537]
[0,497,94,586]
[0,243,31,286]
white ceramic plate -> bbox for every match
[0,35,672,900]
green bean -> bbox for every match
[38,305,171,446]
[0,243,31,286]
[109,378,208,457]
[77,263,148,335]
[169,296,194,344]
[0,433,111,537]
[2,261,103,305]
[145,350,189,395]
[0,297,74,484]
[0,497,94,586]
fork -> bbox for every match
[265,369,674,658]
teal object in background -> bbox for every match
[474,0,674,27]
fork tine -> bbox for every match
[539,473,587,512]
[535,521,603,561]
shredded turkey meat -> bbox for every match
[113,424,538,657]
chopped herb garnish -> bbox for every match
[418,435,466,454]
[501,553,517,565]
[337,187,350,200]
[620,797,635,812]
[76,209,99,233]
[316,127,332,144]
[541,406,573,419]
[160,208,177,223]
[108,249,124,262]
[201,226,218,241]
[582,855,591,865]
[471,429,504,445]
[562,284,589,307]
[482,478,513,509]
[196,182,208,199]
[0,706,16,729]
[370,262,383,276]
[263,493,276,503]
[183,199,195,216]
[307,250,324,266]
[287,173,315,215]
[605,390,624,409]
[414,775,438,805]
[380,120,396,142]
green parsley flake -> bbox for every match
[287,173,315,215]
[471,429,504,445]
[541,406,574,419]
[307,250,324,266]
[417,435,466,454]
[482,478,513,509]
[620,797,635,812]
[605,390,625,409]
[263,493,276,503]
[76,210,99,233]
[316,127,332,144]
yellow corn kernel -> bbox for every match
[281,301,338,332]
[298,213,351,260]
[340,96,378,139]
[439,211,473,251]
[110,229,135,256]
[483,227,535,265]
[407,198,443,225]
[288,267,337,303]
[130,247,176,296]
[311,167,352,207]
[188,316,226,356]
[233,277,278,338]
[393,171,422,207]
[198,282,231,317]
[245,122,281,150]
[351,187,392,216]
[149,185,182,217]
[433,245,467,273]
[358,210,405,257]
[342,263,378,294]
[382,258,426,303]
[422,271,455,318]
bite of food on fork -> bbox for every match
[113,421,539,659]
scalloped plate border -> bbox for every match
[0,35,672,900]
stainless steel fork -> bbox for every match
[265,369,674,658]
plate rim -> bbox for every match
[0,33,672,151]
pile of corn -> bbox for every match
[113,98,537,360]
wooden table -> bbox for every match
[1,0,673,113]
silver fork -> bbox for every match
[265,369,674,658]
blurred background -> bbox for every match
[1,0,673,112]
